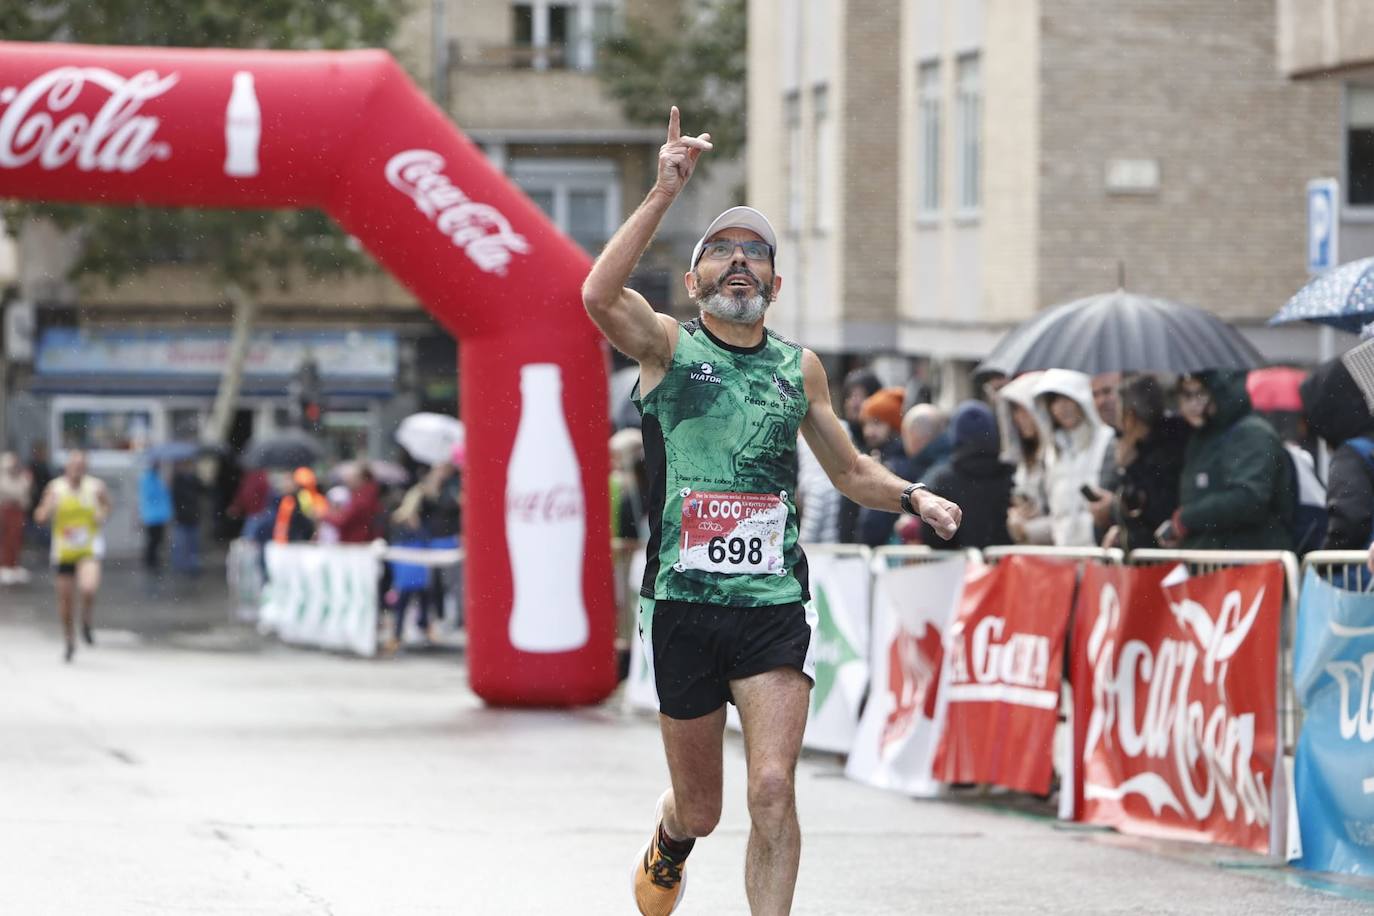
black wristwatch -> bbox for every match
[900,482,928,516]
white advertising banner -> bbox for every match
[801,550,872,754]
[260,543,381,657]
[845,556,968,796]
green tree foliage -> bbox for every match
[2,0,405,292]
[596,0,746,166]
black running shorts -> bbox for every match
[638,598,815,720]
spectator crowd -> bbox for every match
[775,353,1374,559]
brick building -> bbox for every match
[749,0,1355,398]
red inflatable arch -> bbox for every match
[0,41,617,706]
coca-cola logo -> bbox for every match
[385,149,531,275]
[0,66,178,172]
[507,485,583,524]
[1082,583,1271,826]
[946,615,1054,707]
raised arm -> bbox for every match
[798,350,962,540]
[582,106,712,369]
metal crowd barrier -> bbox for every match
[983,545,1124,566]
[1130,549,1301,753]
[226,538,467,628]
[1300,549,1373,593]
[869,545,982,569]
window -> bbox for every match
[955,54,981,212]
[510,1,619,71]
[785,92,803,234]
[322,410,372,462]
[510,159,620,254]
[168,408,202,442]
[812,85,834,232]
[917,61,942,215]
[59,409,153,452]
[1348,85,1374,206]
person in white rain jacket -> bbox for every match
[997,371,1054,546]
[1033,369,1117,547]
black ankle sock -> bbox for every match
[656,824,695,860]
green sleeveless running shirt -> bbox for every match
[633,318,810,607]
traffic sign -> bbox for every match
[1307,178,1339,275]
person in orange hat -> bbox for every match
[855,388,912,546]
[858,387,905,452]
[273,467,321,543]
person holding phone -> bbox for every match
[1032,370,1117,547]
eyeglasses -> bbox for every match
[1178,389,1210,404]
[696,239,774,264]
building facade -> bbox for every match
[750,0,1355,399]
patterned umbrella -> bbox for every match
[1270,256,1374,334]
[977,290,1264,377]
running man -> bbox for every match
[33,450,111,663]
[582,108,962,916]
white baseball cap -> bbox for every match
[690,206,778,269]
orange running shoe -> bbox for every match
[631,790,688,915]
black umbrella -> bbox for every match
[977,291,1265,377]
[241,430,324,469]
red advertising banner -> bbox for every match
[1071,563,1282,853]
[933,556,1078,794]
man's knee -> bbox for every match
[674,797,721,838]
[747,765,796,823]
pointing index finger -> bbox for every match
[668,106,681,141]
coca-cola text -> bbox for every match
[507,485,583,525]
[385,149,530,275]
[1082,583,1271,828]
[0,66,177,172]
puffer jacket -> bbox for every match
[995,371,1054,545]
[1034,369,1116,547]
[1177,369,1294,551]
[1301,358,1374,549]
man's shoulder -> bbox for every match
[764,327,803,352]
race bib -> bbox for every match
[676,490,788,576]
[62,526,92,549]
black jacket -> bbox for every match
[1301,358,1374,549]
[920,448,1014,550]
[1113,415,1190,552]
[171,471,203,526]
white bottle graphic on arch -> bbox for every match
[506,363,589,653]
[223,70,260,177]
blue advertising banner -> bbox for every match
[1294,568,1374,876]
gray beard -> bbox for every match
[699,291,768,325]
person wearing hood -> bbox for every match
[1163,370,1294,551]
[1300,357,1374,550]
[997,372,1054,545]
[1032,369,1117,547]
[919,401,1013,549]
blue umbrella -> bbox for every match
[142,441,201,465]
[1270,256,1374,334]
